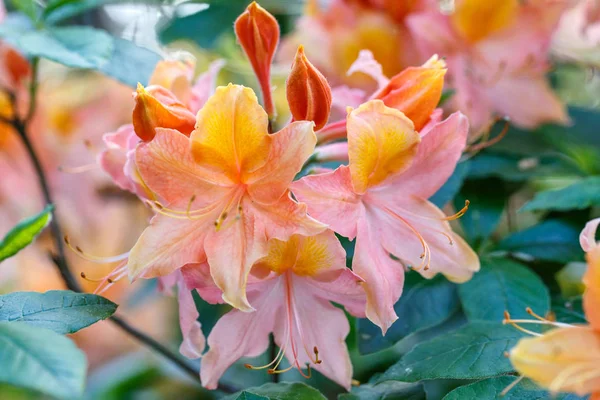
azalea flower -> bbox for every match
[128,83,325,311]
[187,230,366,390]
[406,0,570,134]
[98,58,224,199]
[292,99,479,333]
[508,218,600,398]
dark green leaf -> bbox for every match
[442,376,587,400]
[467,152,582,182]
[496,220,583,263]
[43,0,120,24]
[0,290,117,334]
[454,179,505,247]
[376,322,524,383]
[0,205,53,262]
[98,36,162,87]
[430,162,470,208]
[458,257,550,325]
[552,296,586,324]
[0,322,86,399]
[160,1,247,49]
[226,382,327,400]
[423,380,476,400]
[521,177,600,212]
[358,273,460,354]
[339,382,425,400]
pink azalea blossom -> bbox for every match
[185,230,366,390]
[128,84,325,311]
[292,100,479,333]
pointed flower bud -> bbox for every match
[286,46,332,131]
[234,1,279,117]
[4,47,30,87]
[373,55,446,131]
[132,84,196,141]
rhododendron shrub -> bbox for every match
[0,1,599,399]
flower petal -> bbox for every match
[347,100,420,193]
[189,59,225,113]
[246,121,316,204]
[585,246,600,331]
[306,267,366,318]
[291,166,362,239]
[136,128,231,206]
[177,274,205,359]
[191,84,270,182]
[200,278,281,389]
[181,262,224,305]
[381,112,469,199]
[581,218,600,252]
[510,326,600,396]
[346,49,389,89]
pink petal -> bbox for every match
[380,112,469,199]
[181,262,224,304]
[247,121,317,205]
[346,50,389,89]
[136,128,232,206]
[306,267,367,318]
[291,166,362,239]
[177,274,205,359]
[331,85,367,111]
[200,278,281,389]
[581,218,600,252]
[189,59,226,113]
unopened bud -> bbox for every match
[234,2,279,117]
[373,55,446,131]
[132,84,196,141]
[4,47,30,87]
[286,46,332,131]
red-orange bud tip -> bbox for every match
[234,2,280,117]
[286,45,332,131]
[4,48,31,87]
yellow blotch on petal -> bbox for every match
[510,326,600,396]
[191,84,270,183]
[451,0,519,43]
[347,100,420,194]
[254,233,338,278]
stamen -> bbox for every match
[500,376,524,397]
[80,272,112,283]
[503,311,542,337]
[526,307,550,322]
[58,163,98,174]
[380,206,431,271]
[440,200,470,221]
[93,262,127,295]
[64,235,129,263]
[467,118,510,153]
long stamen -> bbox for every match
[94,262,127,295]
[380,206,431,270]
[500,376,524,397]
[64,236,129,263]
[80,272,112,283]
[503,311,543,337]
[439,200,470,221]
[467,119,510,153]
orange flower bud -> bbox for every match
[3,47,30,87]
[373,55,446,131]
[132,84,196,141]
[286,46,332,131]
[234,2,279,117]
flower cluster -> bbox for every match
[96,1,479,389]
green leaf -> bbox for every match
[442,376,586,400]
[160,1,248,49]
[376,322,525,383]
[552,296,586,324]
[358,273,460,354]
[467,152,582,182]
[430,162,470,208]
[0,205,53,262]
[339,382,425,400]
[521,177,600,212]
[0,322,86,399]
[8,0,38,22]
[0,25,161,87]
[226,382,327,400]
[458,257,550,325]
[0,290,117,334]
[98,36,162,87]
[454,179,505,247]
[496,220,583,263]
[43,0,120,24]
[1,26,114,69]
